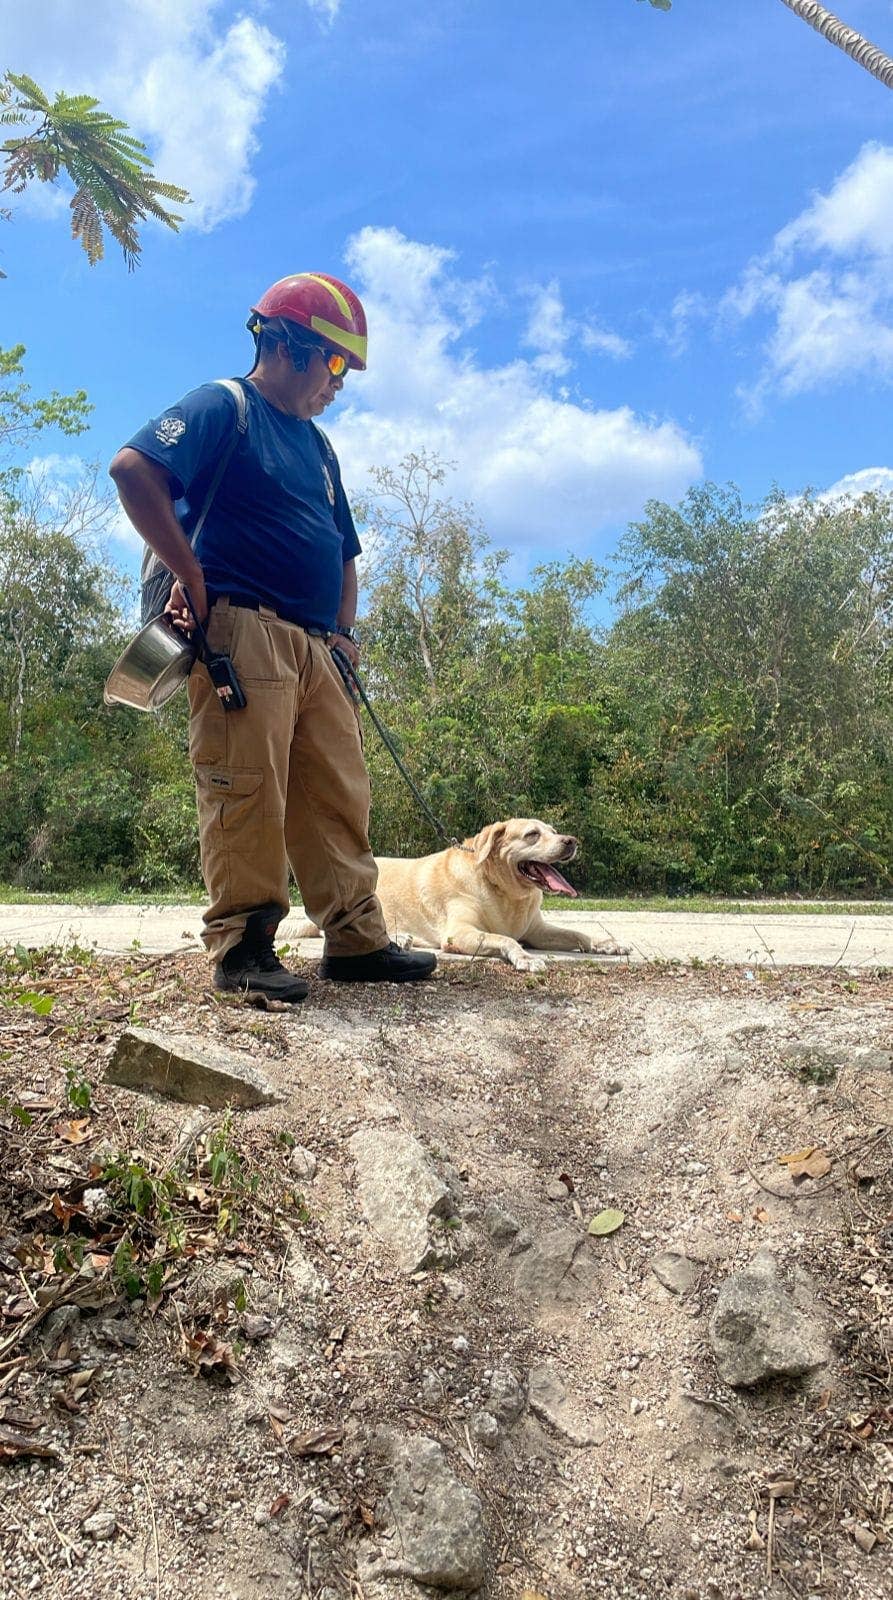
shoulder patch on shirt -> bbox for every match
[155,416,186,446]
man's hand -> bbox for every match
[329,631,360,669]
[166,574,209,635]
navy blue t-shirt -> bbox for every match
[125,380,361,632]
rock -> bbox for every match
[106,1027,281,1109]
[83,1510,117,1541]
[349,1128,458,1274]
[487,1367,525,1425]
[451,1335,469,1355]
[81,1187,112,1219]
[594,1092,610,1113]
[310,1498,340,1522]
[605,1079,623,1095]
[709,1251,830,1387]
[359,1430,486,1592]
[545,1179,570,1202]
[242,1314,274,1341]
[44,1304,81,1344]
[528,1363,605,1446]
[288,1144,318,1182]
[286,1247,326,1302]
[513,1226,598,1306]
[481,1203,520,1245]
[469,1410,500,1448]
[650,1251,700,1295]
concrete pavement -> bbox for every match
[1,903,891,968]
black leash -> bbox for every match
[330,647,469,852]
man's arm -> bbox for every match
[331,557,360,667]
[109,447,208,625]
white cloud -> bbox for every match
[819,466,893,502]
[306,0,341,24]
[327,227,701,551]
[726,143,893,402]
[523,279,630,375]
[4,2,286,230]
[653,290,709,358]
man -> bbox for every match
[109,271,436,1003]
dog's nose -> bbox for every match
[559,836,579,859]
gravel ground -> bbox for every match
[0,944,890,1600]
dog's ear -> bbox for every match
[474,823,507,865]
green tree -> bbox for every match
[1,71,189,271]
[639,1,893,91]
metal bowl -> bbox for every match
[103,617,197,712]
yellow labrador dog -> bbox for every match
[299,819,628,972]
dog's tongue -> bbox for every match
[530,862,578,897]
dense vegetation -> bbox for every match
[1,356,891,896]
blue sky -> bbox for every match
[4,0,893,601]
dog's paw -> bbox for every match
[509,950,547,973]
[592,940,630,957]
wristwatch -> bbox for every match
[338,625,361,645]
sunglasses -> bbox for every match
[320,347,349,378]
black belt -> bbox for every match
[209,591,331,637]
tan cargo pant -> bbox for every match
[187,598,389,962]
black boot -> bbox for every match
[319,940,437,984]
[213,905,309,1004]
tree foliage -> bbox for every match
[0,72,189,271]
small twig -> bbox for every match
[750,924,779,971]
[766,1491,776,1579]
[829,920,857,971]
[46,1508,77,1567]
[140,1467,162,1600]
[642,1465,655,1526]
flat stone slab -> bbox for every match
[106,1027,281,1109]
[350,1127,457,1274]
[360,1429,486,1593]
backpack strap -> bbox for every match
[213,376,250,436]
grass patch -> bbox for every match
[0,882,205,906]
[543,895,893,916]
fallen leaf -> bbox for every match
[777,1146,817,1166]
[269,1492,290,1518]
[557,1172,575,1193]
[753,1207,770,1224]
[288,1423,343,1457]
[588,1208,625,1237]
[358,1502,375,1529]
[54,1118,92,1145]
[788,1149,832,1181]
[183,1330,239,1383]
[726,1210,744,1223]
[0,1424,59,1461]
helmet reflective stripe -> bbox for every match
[301,273,353,320]
[309,314,366,362]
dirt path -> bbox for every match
[0,949,890,1599]
[2,903,892,966]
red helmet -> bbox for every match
[249,272,367,371]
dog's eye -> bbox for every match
[523,829,539,841]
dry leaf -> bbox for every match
[183,1330,239,1383]
[753,1207,770,1223]
[358,1502,375,1529]
[54,1118,92,1145]
[777,1146,817,1166]
[788,1149,832,1180]
[0,1424,59,1461]
[288,1423,343,1456]
[269,1492,290,1518]
[726,1210,744,1223]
